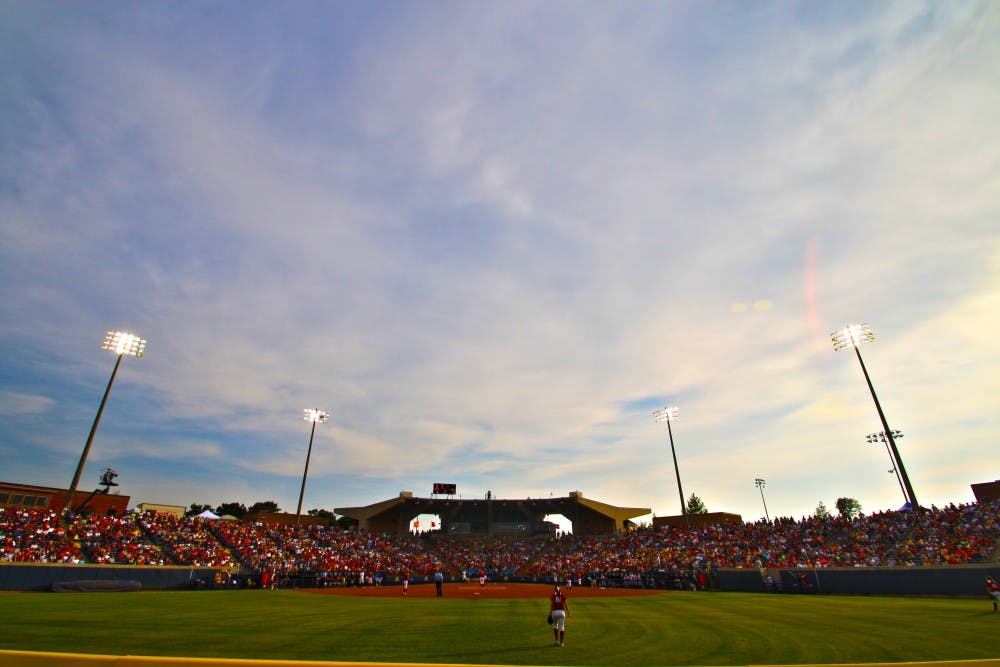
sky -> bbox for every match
[1,1,997,531]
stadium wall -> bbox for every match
[0,563,221,591]
[715,565,1000,596]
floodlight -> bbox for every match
[101,331,147,357]
[653,405,687,526]
[65,330,147,513]
[296,408,329,525]
[754,478,769,522]
[832,322,918,509]
[653,406,679,423]
[867,431,908,504]
[831,323,874,352]
[304,408,329,424]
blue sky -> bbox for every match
[1,1,997,528]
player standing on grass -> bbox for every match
[549,585,570,646]
[987,575,999,612]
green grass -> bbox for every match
[0,589,997,666]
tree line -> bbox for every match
[684,493,863,520]
[184,501,351,527]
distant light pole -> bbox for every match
[296,409,329,526]
[653,405,688,527]
[867,430,907,505]
[754,478,770,522]
[65,331,146,514]
[832,323,918,509]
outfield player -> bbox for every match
[549,585,570,646]
[987,575,999,612]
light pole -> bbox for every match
[867,430,907,505]
[296,408,328,526]
[65,331,146,514]
[832,323,918,509]
[653,405,688,527]
[754,478,770,522]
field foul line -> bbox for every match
[2,650,998,667]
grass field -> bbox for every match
[0,588,997,666]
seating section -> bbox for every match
[1,501,996,583]
[0,508,83,563]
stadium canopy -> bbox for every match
[335,491,650,535]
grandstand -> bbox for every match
[1,477,997,595]
[334,490,651,535]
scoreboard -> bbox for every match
[432,483,457,495]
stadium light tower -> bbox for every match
[867,430,907,505]
[754,478,770,522]
[832,323,918,509]
[653,405,688,527]
[65,331,146,514]
[296,409,329,526]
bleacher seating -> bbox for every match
[1,500,996,588]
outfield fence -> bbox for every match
[0,562,221,591]
[715,564,999,596]
[2,562,998,596]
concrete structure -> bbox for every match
[971,480,1000,503]
[653,511,743,529]
[136,503,186,518]
[335,491,650,535]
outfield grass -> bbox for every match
[0,589,997,666]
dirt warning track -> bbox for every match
[301,582,665,599]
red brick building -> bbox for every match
[0,481,130,515]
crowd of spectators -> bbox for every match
[525,501,998,582]
[0,508,82,563]
[66,513,167,565]
[214,522,445,579]
[423,534,549,577]
[1,501,996,585]
[136,512,235,567]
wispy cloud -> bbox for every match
[1,1,996,524]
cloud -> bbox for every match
[0,391,55,416]
[0,2,996,521]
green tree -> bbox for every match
[308,508,353,529]
[835,497,862,520]
[215,502,248,518]
[815,501,830,518]
[248,500,280,514]
[185,503,212,517]
[686,493,708,514]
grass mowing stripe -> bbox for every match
[0,591,996,666]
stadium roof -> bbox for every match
[335,491,650,535]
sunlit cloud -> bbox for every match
[0,2,996,523]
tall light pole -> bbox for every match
[653,405,688,527]
[832,323,918,509]
[867,430,907,505]
[754,478,770,522]
[65,331,146,514]
[296,408,328,526]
